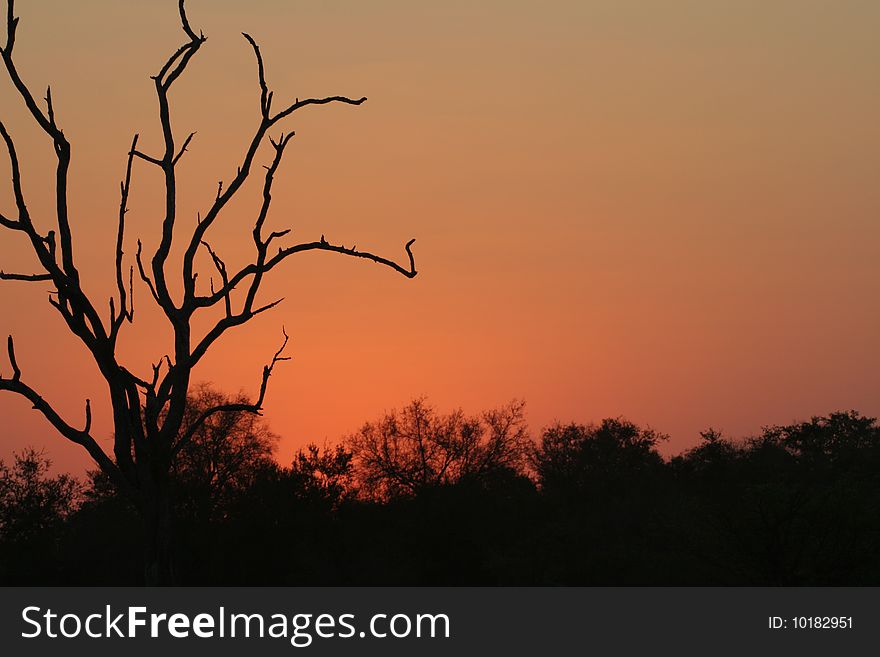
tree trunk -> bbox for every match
[142,483,176,586]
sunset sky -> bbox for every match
[1,0,878,473]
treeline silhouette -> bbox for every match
[2,390,879,585]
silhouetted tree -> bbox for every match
[0,448,79,539]
[673,412,880,584]
[349,398,529,500]
[534,418,667,495]
[0,0,416,583]
[0,449,80,582]
[69,385,282,583]
[4,405,879,586]
[290,443,356,508]
[532,418,674,584]
[171,384,279,518]
[762,410,880,467]
[191,443,357,585]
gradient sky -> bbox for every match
[1,0,878,473]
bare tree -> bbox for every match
[0,0,416,583]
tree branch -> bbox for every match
[0,270,52,281]
[0,2,79,282]
[135,239,161,306]
[6,334,19,380]
[179,33,369,308]
[110,134,138,340]
[172,131,196,166]
[130,149,163,167]
[200,240,231,316]
[271,95,367,124]
[145,0,205,320]
[0,209,18,229]
[1,5,109,347]
[241,33,270,117]
[0,335,131,495]
[172,328,289,456]
[0,120,31,226]
[195,237,417,312]
[177,0,200,42]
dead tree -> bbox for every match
[0,0,416,584]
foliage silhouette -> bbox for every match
[171,384,279,520]
[3,401,878,585]
[348,398,530,501]
[0,449,80,583]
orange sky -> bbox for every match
[1,0,878,473]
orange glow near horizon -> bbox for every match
[1,0,879,473]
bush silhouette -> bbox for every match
[3,404,879,585]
